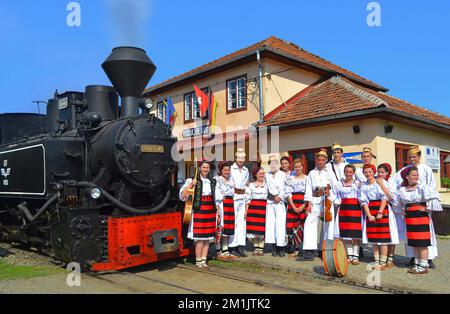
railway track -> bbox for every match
[230,259,423,294]
[85,261,311,294]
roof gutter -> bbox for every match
[259,107,450,133]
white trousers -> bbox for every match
[229,199,247,247]
[303,197,335,250]
[265,202,287,247]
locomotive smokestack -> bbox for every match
[102,47,156,117]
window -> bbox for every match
[289,147,332,174]
[227,76,247,113]
[184,88,209,123]
[441,150,450,182]
[395,143,412,172]
[156,101,166,122]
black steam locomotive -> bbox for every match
[0,47,190,271]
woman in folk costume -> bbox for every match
[303,149,336,261]
[265,155,287,257]
[396,166,442,274]
[245,166,268,256]
[180,160,218,269]
[285,159,308,258]
[359,164,399,271]
[393,146,440,269]
[376,163,401,268]
[229,148,250,257]
[214,161,238,261]
[355,147,377,183]
[280,155,294,176]
[333,164,363,265]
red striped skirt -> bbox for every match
[246,199,267,236]
[286,192,306,235]
[222,196,235,236]
[366,200,391,243]
[405,203,431,247]
[338,198,362,239]
[193,196,216,239]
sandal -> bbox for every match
[351,258,360,265]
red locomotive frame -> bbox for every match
[92,211,192,272]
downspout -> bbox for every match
[257,50,264,123]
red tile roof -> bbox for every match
[261,76,450,128]
[145,36,387,94]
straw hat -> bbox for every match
[315,148,328,159]
[408,146,421,156]
[235,148,246,161]
[332,142,343,151]
[268,154,279,164]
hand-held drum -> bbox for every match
[322,239,349,277]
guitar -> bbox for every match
[183,159,198,225]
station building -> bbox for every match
[144,36,450,206]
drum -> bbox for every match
[322,239,349,277]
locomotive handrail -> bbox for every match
[77,182,171,214]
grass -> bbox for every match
[0,260,63,281]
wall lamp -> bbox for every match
[385,125,394,134]
[353,125,360,134]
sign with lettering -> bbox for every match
[182,126,210,138]
[425,146,440,170]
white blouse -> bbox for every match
[359,181,388,206]
[285,175,307,199]
[179,177,212,201]
[396,184,442,211]
[245,182,268,204]
[265,171,287,201]
[333,179,360,205]
[214,176,235,204]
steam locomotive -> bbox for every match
[0,47,191,271]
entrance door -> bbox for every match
[289,147,331,174]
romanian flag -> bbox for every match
[193,84,209,118]
[209,91,219,135]
[166,96,177,127]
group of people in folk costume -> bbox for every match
[179,145,443,275]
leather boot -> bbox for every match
[277,247,285,257]
[238,246,247,258]
[271,244,277,257]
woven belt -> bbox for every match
[234,188,246,195]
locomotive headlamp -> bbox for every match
[139,98,153,111]
[144,98,153,110]
[89,187,102,200]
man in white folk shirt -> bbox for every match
[265,155,288,257]
[303,149,336,261]
[355,147,377,183]
[393,146,442,269]
[229,148,250,257]
[326,143,349,183]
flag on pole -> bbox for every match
[193,84,209,118]
[209,91,219,135]
[165,96,177,127]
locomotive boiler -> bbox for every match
[0,47,191,271]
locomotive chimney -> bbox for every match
[102,47,156,117]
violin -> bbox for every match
[323,184,333,223]
[183,158,198,225]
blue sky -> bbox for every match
[0,0,449,116]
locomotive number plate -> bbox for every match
[140,144,165,153]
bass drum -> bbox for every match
[322,239,349,277]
